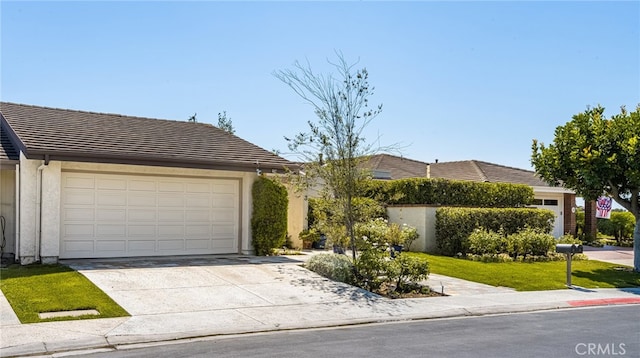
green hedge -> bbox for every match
[468,228,556,258]
[308,196,386,228]
[362,178,534,207]
[435,207,555,256]
[251,176,288,256]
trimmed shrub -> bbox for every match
[436,207,555,256]
[468,228,507,256]
[507,228,556,257]
[388,254,430,292]
[353,218,420,250]
[363,178,534,208]
[251,176,288,256]
[305,253,355,284]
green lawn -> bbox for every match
[408,253,640,291]
[0,264,129,323]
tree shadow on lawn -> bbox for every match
[572,267,640,291]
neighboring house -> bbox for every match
[365,154,576,238]
[0,102,298,264]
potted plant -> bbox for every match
[299,228,321,249]
[386,223,419,258]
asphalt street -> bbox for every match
[72,305,640,358]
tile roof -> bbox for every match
[0,102,296,171]
[365,154,551,187]
[0,126,19,161]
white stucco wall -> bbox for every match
[18,153,39,264]
[40,161,61,263]
[0,168,16,258]
[387,206,438,253]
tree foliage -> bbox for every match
[217,111,235,134]
[274,52,383,258]
[531,104,640,271]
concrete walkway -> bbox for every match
[1,252,638,357]
[583,245,635,267]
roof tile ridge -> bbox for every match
[0,101,217,127]
[475,160,536,174]
[380,153,430,165]
[470,160,490,182]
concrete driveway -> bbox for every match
[582,245,635,267]
[61,255,385,337]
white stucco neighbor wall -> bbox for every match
[387,206,438,253]
[0,168,16,258]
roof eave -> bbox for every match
[24,149,299,173]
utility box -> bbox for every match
[556,244,583,255]
[556,243,584,287]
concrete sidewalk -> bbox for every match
[1,253,639,357]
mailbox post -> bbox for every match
[556,244,583,287]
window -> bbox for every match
[543,199,558,206]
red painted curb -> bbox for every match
[567,297,640,307]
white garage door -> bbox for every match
[60,172,240,258]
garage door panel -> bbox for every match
[212,239,235,249]
[213,194,235,208]
[212,209,234,222]
[96,224,126,236]
[158,181,184,192]
[96,240,126,252]
[213,225,236,236]
[61,172,240,258]
[64,208,95,221]
[158,225,184,236]
[186,182,211,193]
[186,210,210,222]
[63,224,95,237]
[186,239,210,250]
[158,210,184,221]
[128,209,157,221]
[64,190,95,205]
[128,240,156,251]
[129,179,156,191]
[158,195,184,207]
[97,178,127,190]
[158,240,184,251]
[186,196,210,207]
[97,209,126,221]
[65,176,95,189]
[128,194,156,207]
[64,241,94,252]
[185,225,210,236]
[128,225,157,236]
[97,192,127,206]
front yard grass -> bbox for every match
[408,253,640,291]
[0,264,129,323]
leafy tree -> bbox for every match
[274,53,383,259]
[217,111,235,134]
[532,105,640,272]
[598,210,636,244]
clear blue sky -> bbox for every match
[2,1,638,170]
